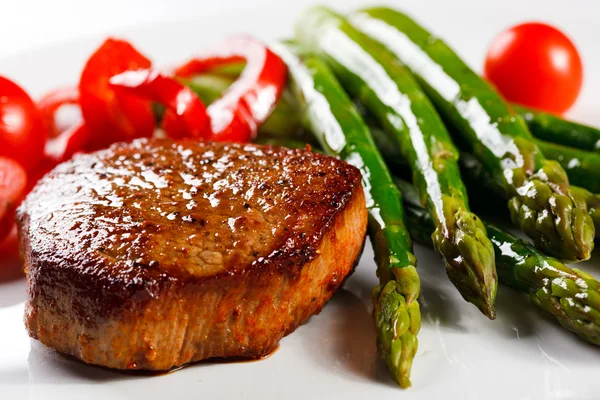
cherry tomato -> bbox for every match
[0,76,47,170]
[484,22,583,115]
[0,156,27,241]
[79,38,155,151]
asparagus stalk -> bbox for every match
[350,7,595,262]
[571,187,600,235]
[515,104,600,153]
[351,117,600,242]
[398,179,600,346]
[296,7,497,317]
[534,138,600,194]
[270,42,420,388]
[457,151,600,238]
[181,74,231,104]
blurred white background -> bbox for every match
[1,0,598,122]
[1,0,598,59]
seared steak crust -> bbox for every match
[18,139,367,370]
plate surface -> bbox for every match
[2,1,600,399]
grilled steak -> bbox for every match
[18,138,367,370]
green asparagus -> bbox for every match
[270,42,420,388]
[534,138,600,194]
[568,187,600,237]
[458,151,600,237]
[296,7,498,317]
[515,104,600,153]
[397,179,600,346]
[350,7,595,262]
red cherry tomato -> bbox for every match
[79,38,155,151]
[0,76,47,171]
[0,156,27,241]
[484,22,583,115]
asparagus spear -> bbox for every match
[270,42,420,388]
[458,151,600,238]
[181,74,231,104]
[534,138,600,194]
[350,7,595,262]
[296,7,498,317]
[397,179,600,346]
[515,104,600,153]
[360,120,600,243]
[571,187,600,236]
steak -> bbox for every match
[18,138,367,370]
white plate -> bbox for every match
[2,1,600,399]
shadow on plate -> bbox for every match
[0,278,27,308]
[493,285,536,340]
[0,230,27,308]
[298,288,398,388]
[23,339,283,385]
[417,248,600,363]
[416,252,467,332]
[24,341,153,384]
[415,245,539,341]
[0,229,25,284]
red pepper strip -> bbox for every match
[0,156,27,241]
[44,122,89,164]
[109,69,211,139]
[23,123,90,197]
[37,86,80,138]
[37,87,90,165]
[79,38,155,151]
[174,55,246,77]
[174,36,287,142]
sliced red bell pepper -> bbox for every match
[37,86,80,138]
[44,122,89,164]
[174,36,287,142]
[79,38,155,151]
[23,123,90,198]
[0,156,27,241]
[37,87,90,170]
[108,69,210,139]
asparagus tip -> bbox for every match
[507,163,596,263]
[435,206,498,319]
[472,289,497,320]
[528,263,600,346]
[445,263,497,319]
[373,272,420,388]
